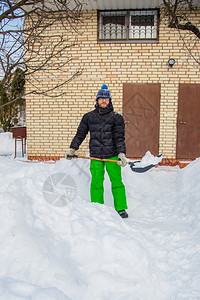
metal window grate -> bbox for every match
[129,10,158,40]
[103,16,125,26]
[99,11,127,40]
[98,9,159,42]
[131,15,154,26]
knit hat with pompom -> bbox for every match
[96,84,112,101]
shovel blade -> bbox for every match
[128,162,155,173]
[128,154,164,173]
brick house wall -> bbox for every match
[26,9,200,162]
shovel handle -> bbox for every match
[68,153,164,173]
[72,154,119,163]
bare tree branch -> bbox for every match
[168,21,200,38]
[162,0,200,65]
[0,0,86,100]
[162,0,200,38]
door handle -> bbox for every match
[180,121,186,125]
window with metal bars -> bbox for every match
[98,9,159,42]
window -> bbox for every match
[98,9,159,42]
[99,11,127,40]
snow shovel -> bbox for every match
[70,153,164,173]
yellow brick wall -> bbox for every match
[26,9,200,159]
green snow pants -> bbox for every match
[90,156,127,212]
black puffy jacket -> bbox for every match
[70,103,126,159]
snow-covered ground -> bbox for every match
[0,132,200,299]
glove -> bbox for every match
[117,153,127,167]
[65,148,75,160]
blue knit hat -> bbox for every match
[96,84,112,101]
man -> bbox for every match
[65,84,128,218]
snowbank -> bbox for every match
[0,132,23,157]
[0,132,15,156]
[0,134,200,299]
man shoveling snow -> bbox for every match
[65,84,129,218]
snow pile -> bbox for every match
[0,132,15,156]
[177,158,200,225]
[0,132,23,157]
[129,151,164,168]
[0,134,200,299]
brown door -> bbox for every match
[123,83,160,158]
[177,84,200,159]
